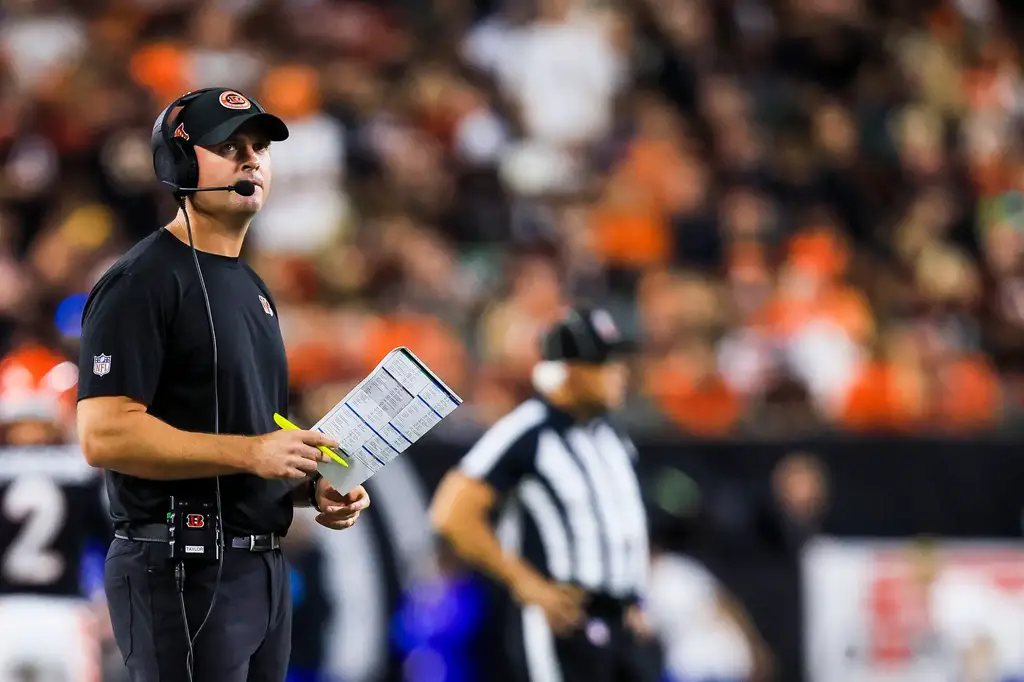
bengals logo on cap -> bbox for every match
[219,90,251,110]
[173,123,189,140]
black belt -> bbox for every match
[113,522,281,552]
[582,592,632,621]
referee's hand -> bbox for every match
[248,430,339,480]
[512,569,587,635]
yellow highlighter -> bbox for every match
[273,413,349,467]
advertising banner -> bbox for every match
[803,538,1024,682]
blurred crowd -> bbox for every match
[2,0,1024,440]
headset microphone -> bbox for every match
[230,180,256,196]
[161,180,256,196]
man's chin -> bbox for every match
[237,188,265,208]
[193,192,263,218]
[225,195,263,216]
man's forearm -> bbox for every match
[83,410,253,480]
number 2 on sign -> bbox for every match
[1,477,66,585]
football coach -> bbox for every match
[76,87,370,682]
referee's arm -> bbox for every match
[431,417,543,592]
[431,471,538,593]
[430,415,584,632]
[76,272,333,481]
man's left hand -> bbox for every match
[314,480,370,530]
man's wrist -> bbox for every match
[226,434,259,473]
[290,472,321,509]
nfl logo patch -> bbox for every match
[258,295,273,316]
[93,354,111,376]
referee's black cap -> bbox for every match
[540,307,636,364]
[171,88,289,148]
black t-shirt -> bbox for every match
[0,444,110,597]
[77,228,294,535]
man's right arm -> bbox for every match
[78,396,336,481]
[78,396,252,479]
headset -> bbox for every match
[150,88,227,682]
[531,361,568,393]
[151,88,213,195]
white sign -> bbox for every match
[803,537,1024,682]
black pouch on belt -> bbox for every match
[168,496,220,562]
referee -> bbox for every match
[76,87,369,682]
[430,307,658,682]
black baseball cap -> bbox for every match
[170,88,289,148]
[540,307,636,364]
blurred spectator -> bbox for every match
[769,451,830,549]
[485,0,626,190]
[647,548,773,682]
[0,0,87,94]
[250,63,350,255]
[186,3,265,92]
[840,323,1001,433]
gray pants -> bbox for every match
[104,537,292,682]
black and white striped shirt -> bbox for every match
[459,397,649,601]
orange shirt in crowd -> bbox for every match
[361,313,467,394]
[758,227,873,341]
[589,138,703,270]
[288,342,348,391]
[786,226,850,282]
[759,284,875,343]
[129,41,189,103]
[644,358,742,437]
[840,356,1000,433]
[590,172,670,269]
[284,310,468,391]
